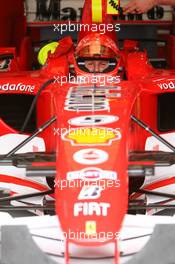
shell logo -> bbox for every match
[62,127,121,146]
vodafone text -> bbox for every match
[0,83,35,93]
[157,81,175,90]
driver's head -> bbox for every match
[85,59,109,73]
[76,33,119,73]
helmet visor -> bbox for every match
[77,57,118,73]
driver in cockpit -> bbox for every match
[75,33,120,74]
[84,60,109,73]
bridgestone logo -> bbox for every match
[0,83,35,93]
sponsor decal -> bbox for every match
[27,0,171,23]
[74,202,110,216]
[68,115,119,126]
[157,81,175,90]
[67,167,117,181]
[73,148,109,165]
[0,83,35,93]
[65,105,108,111]
[62,127,121,146]
[78,186,103,200]
[64,86,110,112]
[85,221,97,235]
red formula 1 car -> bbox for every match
[1,0,175,263]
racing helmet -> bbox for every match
[75,33,119,73]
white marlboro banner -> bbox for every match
[25,0,172,22]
